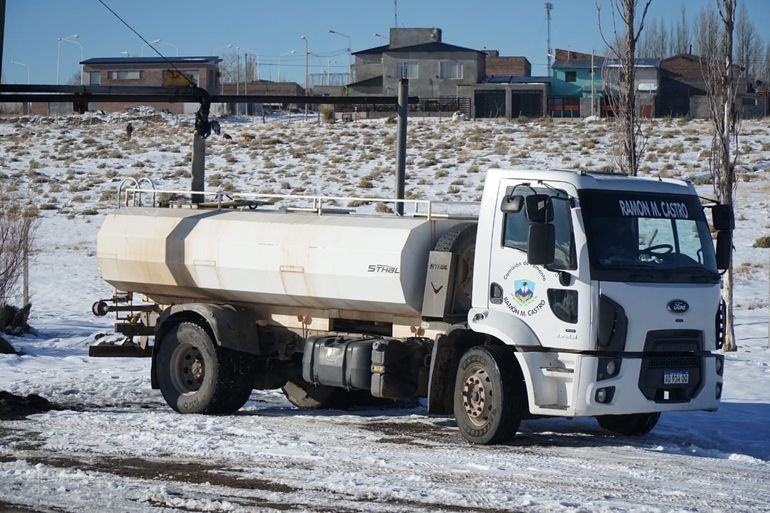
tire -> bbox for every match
[157,321,254,414]
[282,379,341,409]
[434,223,477,316]
[596,412,661,436]
[453,345,525,445]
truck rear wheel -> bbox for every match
[453,345,524,445]
[157,321,254,414]
[596,412,661,436]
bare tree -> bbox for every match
[0,198,37,308]
[735,2,756,82]
[699,0,740,351]
[639,17,668,60]
[763,42,770,84]
[673,5,691,55]
[597,0,653,176]
[219,52,259,87]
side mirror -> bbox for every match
[500,195,524,213]
[712,205,735,231]
[528,223,555,265]
[715,230,732,271]
[525,194,553,223]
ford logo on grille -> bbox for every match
[667,299,689,313]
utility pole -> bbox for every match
[591,49,596,117]
[0,0,5,84]
[301,35,309,121]
[545,2,553,76]
[395,78,408,215]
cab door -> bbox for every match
[486,180,586,351]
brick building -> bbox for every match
[81,56,221,114]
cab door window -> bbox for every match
[501,188,576,269]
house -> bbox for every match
[603,58,660,118]
[658,54,748,118]
[349,28,544,118]
[349,28,485,101]
[219,80,304,115]
[80,56,222,114]
[550,49,603,117]
[462,51,548,118]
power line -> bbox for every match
[94,0,194,87]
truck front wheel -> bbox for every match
[453,345,525,445]
[157,321,254,414]
[596,412,661,436]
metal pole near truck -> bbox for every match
[395,78,408,215]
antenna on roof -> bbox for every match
[394,0,398,28]
[545,2,553,76]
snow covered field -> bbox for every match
[1,112,769,512]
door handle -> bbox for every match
[490,282,503,304]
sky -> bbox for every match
[2,0,770,85]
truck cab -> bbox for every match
[440,169,728,442]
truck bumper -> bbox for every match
[572,353,723,417]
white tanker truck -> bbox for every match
[93,168,733,444]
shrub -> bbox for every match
[752,236,770,248]
[0,196,38,307]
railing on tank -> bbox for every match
[119,187,479,221]
[117,178,156,208]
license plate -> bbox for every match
[663,370,689,385]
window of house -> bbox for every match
[439,61,463,79]
[108,70,143,80]
[88,71,101,85]
[565,71,577,82]
[396,61,419,79]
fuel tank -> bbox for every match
[97,207,462,317]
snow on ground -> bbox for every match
[1,112,769,512]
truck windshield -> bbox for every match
[579,190,718,283]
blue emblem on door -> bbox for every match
[513,280,536,306]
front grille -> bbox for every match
[647,355,699,369]
[639,330,704,402]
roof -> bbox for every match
[482,75,550,84]
[552,59,604,70]
[353,41,484,56]
[486,168,693,195]
[348,75,383,88]
[81,56,222,65]
[604,58,661,68]
[553,57,660,70]
[353,44,391,56]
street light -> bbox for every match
[57,34,82,85]
[213,43,233,56]
[140,39,161,57]
[10,60,30,84]
[159,40,180,56]
[329,29,352,84]
[301,35,309,120]
[278,50,295,82]
[10,60,31,114]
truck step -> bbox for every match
[540,367,574,380]
[537,403,569,410]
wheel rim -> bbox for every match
[462,366,491,427]
[170,344,205,393]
